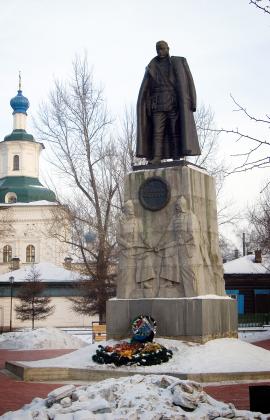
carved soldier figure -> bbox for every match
[136,41,201,164]
[117,200,142,298]
[173,196,204,296]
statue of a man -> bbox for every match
[136,41,201,164]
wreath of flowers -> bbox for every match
[92,314,173,367]
[92,341,173,366]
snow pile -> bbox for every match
[0,328,86,349]
[2,374,267,419]
[25,337,270,373]
[2,327,270,373]
[239,328,270,343]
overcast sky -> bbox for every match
[0,0,269,247]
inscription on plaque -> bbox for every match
[139,177,170,211]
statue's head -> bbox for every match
[123,200,134,216]
[175,196,187,213]
[156,40,169,58]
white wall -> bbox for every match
[0,204,70,274]
[0,140,42,179]
[0,296,98,330]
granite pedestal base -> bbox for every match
[106,297,238,343]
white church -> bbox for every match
[0,83,94,330]
[0,82,68,272]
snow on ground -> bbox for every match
[1,328,270,418]
[24,336,270,373]
[1,327,270,372]
[1,374,267,420]
[0,328,86,350]
[239,327,270,343]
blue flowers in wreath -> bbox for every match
[131,314,157,343]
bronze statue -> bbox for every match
[136,41,201,164]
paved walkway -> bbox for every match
[0,341,270,415]
[205,381,270,411]
[0,349,73,415]
[253,338,270,351]
[205,339,270,411]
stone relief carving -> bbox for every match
[117,200,144,298]
[173,196,204,297]
[117,199,184,298]
[134,215,182,297]
[117,195,225,299]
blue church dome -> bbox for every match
[10,90,30,115]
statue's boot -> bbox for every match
[149,139,162,165]
[149,157,161,165]
[172,136,179,160]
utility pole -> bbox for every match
[9,276,14,332]
[242,233,246,256]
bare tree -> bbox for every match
[211,96,270,180]
[35,56,121,322]
[248,186,270,252]
[193,107,241,247]
[192,104,229,194]
[249,0,270,15]
[206,7,270,178]
[193,106,222,167]
[115,106,145,208]
[48,202,117,322]
[15,265,55,329]
[219,234,240,262]
[69,277,115,321]
[118,106,137,171]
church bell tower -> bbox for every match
[0,76,55,203]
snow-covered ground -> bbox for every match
[1,327,270,373]
[239,327,270,343]
[2,374,268,420]
[23,336,270,374]
[1,328,270,418]
[74,323,270,346]
[0,328,86,350]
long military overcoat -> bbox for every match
[136,56,201,159]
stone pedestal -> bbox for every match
[107,163,238,342]
[107,297,237,343]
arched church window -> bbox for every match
[26,245,35,263]
[13,155,20,171]
[3,245,12,263]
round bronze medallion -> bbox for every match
[139,176,171,211]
